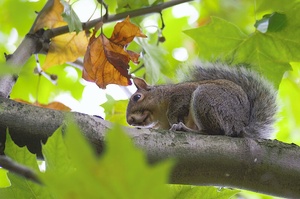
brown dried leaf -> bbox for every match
[14,99,71,111]
[83,34,132,88]
[83,16,147,89]
[110,16,147,45]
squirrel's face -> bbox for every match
[126,86,157,128]
[126,78,167,129]
[126,78,153,126]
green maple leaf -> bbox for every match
[101,94,128,125]
[0,133,52,199]
[40,119,173,199]
[184,2,300,87]
[42,126,71,175]
[0,168,9,188]
[98,125,173,199]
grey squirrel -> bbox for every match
[126,63,277,139]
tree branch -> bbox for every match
[0,33,43,98]
[0,97,299,198]
[42,0,193,39]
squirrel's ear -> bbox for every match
[132,77,150,90]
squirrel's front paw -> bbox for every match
[170,122,200,133]
[170,122,186,131]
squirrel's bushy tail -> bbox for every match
[190,63,278,139]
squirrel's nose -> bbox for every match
[127,111,150,126]
[127,116,135,125]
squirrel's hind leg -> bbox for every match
[191,81,250,137]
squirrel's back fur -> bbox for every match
[188,63,277,139]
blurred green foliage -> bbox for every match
[101,94,128,125]
[0,122,173,198]
[0,133,52,198]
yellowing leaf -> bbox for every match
[42,22,89,70]
[33,0,64,32]
[34,0,89,70]
[83,16,147,89]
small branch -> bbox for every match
[0,155,41,184]
[42,0,193,39]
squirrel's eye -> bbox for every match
[133,94,142,102]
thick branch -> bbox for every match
[0,97,299,198]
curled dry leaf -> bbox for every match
[83,16,147,89]
[110,16,147,45]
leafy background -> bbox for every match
[0,0,299,198]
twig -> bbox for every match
[0,155,41,184]
[42,0,194,39]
